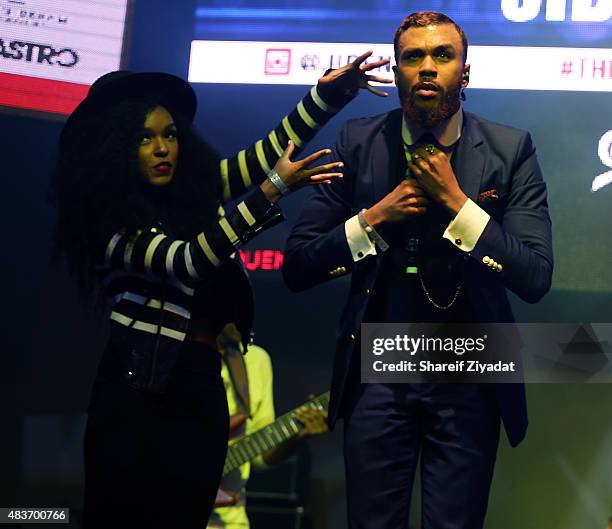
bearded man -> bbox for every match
[283,11,553,529]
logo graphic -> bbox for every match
[0,38,78,67]
[239,249,284,271]
[300,54,319,71]
[501,0,612,21]
[265,48,291,75]
[592,130,612,192]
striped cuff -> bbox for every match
[315,75,358,109]
[229,187,284,243]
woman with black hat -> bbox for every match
[50,53,390,528]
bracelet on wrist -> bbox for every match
[358,209,389,252]
[267,169,290,196]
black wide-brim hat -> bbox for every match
[62,70,197,137]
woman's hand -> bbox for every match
[261,141,343,202]
[318,50,392,98]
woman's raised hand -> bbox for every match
[262,141,344,202]
[318,50,392,98]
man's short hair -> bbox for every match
[393,11,469,64]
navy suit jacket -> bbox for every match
[283,109,553,447]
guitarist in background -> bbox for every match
[207,323,328,529]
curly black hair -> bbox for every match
[393,12,468,63]
[50,95,221,302]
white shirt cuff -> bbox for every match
[443,198,490,252]
[345,215,377,262]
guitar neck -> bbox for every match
[223,392,330,476]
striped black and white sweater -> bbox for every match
[97,85,351,392]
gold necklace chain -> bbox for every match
[402,140,461,311]
[417,271,462,310]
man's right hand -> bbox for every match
[364,178,429,227]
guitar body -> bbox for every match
[214,487,237,507]
[214,412,246,507]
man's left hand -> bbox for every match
[407,145,468,215]
[318,50,392,98]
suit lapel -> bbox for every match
[453,112,485,202]
[371,110,485,204]
[372,109,404,204]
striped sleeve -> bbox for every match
[102,188,283,286]
[218,85,351,203]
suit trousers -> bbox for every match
[342,379,500,529]
[83,342,229,529]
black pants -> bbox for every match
[83,344,229,529]
[343,382,500,529]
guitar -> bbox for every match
[214,391,330,507]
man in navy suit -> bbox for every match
[283,11,553,529]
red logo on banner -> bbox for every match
[240,250,284,271]
[265,49,291,75]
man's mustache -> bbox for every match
[412,81,442,94]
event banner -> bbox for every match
[189,0,612,92]
[0,0,131,116]
[189,40,612,92]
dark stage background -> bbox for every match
[2,1,612,528]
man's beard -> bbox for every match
[399,77,462,129]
